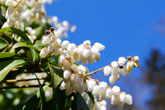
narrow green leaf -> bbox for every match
[30,49,39,63]
[22,95,40,110]
[0,59,25,81]
[0,52,15,59]
[34,73,46,110]
[0,27,32,44]
[0,43,7,50]
[10,42,39,52]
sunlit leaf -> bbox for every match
[10,42,39,52]
[0,52,15,59]
[0,59,25,81]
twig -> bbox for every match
[0,84,45,89]
[1,77,46,84]
[87,64,111,76]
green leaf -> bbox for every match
[35,25,45,40]
[0,27,32,44]
[0,52,15,59]
[30,49,39,63]
[86,92,95,107]
[72,93,90,110]
[22,95,40,110]
[0,43,7,50]
[0,59,25,81]
[34,73,46,110]
[48,64,63,88]
[10,42,39,52]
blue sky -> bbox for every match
[46,0,165,109]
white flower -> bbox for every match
[71,25,77,32]
[119,92,126,102]
[91,46,99,54]
[83,40,91,49]
[63,70,71,79]
[70,74,76,84]
[93,42,105,51]
[40,47,48,58]
[133,56,139,62]
[58,55,66,67]
[109,75,116,85]
[99,82,107,90]
[5,0,16,7]
[88,54,96,64]
[118,57,126,65]
[112,86,120,95]
[92,85,99,96]
[87,79,96,92]
[126,61,134,73]
[78,65,86,74]
[52,16,58,24]
[111,61,119,68]
[106,88,113,98]
[82,49,91,58]
[103,66,112,76]
[119,66,127,76]
[67,43,76,53]
[112,68,119,77]
[95,53,100,61]
[60,81,66,90]
[62,21,69,31]
[42,36,51,45]
[81,56,88,65]
[61,40,70,49]
[125,94,132,105]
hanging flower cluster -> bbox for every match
[39,27,139,109]
[103,56,139,85]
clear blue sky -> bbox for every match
[45,0,165,109]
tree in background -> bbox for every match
[144,50,165,110]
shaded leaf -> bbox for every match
[0,27,32,44]
[72,93,90,110]
[22,95,40,110]
[34,73,46,110]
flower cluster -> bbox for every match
[87,79,132,108]
[2,0,26,30]
[103,56,139,85]
[39,27,138,109]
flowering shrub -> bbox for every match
[0,0,139,110]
